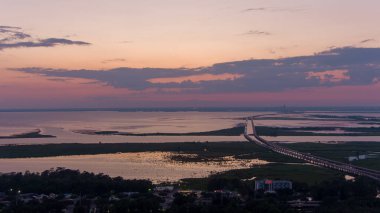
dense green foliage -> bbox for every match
[181,163,342,189]
[256,126,380,136]
[73,125,380,137]
[0,168,152,195]
[285,142,380,170]
[0,166,378,212]
[177,176,380,213]
[0,142,299,163]
[0,141,379,170]
[83,194,162,213]
[4,199,71,213]
[85,125,246,136]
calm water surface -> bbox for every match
[0,111,379,144]
[0,152,267,182]
[0,110,379,180]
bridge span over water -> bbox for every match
[244,118,380,181]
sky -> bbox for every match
[1,0,380,108]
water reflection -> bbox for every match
[0,111,379,145]
[0,152,267,183]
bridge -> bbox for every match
[244,117,380,181]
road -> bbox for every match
[244,118,380,181]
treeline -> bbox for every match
[79,125,245,136]
[0,130,55,139]
[256,126,380,136]
[0,142,273,159]
[172,176,380,213]
[0,168,152,195]
[1,168,379,212]
[310,114,380,122]
[311,177,380,213]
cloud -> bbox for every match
[11,47,380,93]
[0,25,31,42]
[39,38,89,46]
[241,30,271,36]
[241,7,267,12]
[0,25,21,30]
[147,73,244,84]
[0,25,90,50]
[121,40,133,44]
[360,39,376,43]
[241,7,306,13]
[306,70,350,83]
[102,58,127,64]
[12,67,194,90]
[0,38,90,49]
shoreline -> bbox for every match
[3,125,380,141]
[0,141,379,159]
[0,129,55,139]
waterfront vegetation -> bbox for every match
[76,125,246,136]
[0,140,379,159]
[0,139,379,212]
[0,141,299,162]
[284,142,380,170]
[178,175,380,213]
[77,125,380,137]
[0,168,152,195]
[180,163,343,190]
[0,130,55,139]
[0,168,159,213]
[0,138,379,212]
[0,141,379,168]
[2,124,380,139]
[0,141,379,182]
[0,168,379,212]
[255,126,380,136]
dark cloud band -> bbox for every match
[0,25,90,50]
[11,47,380,93]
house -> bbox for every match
[154,186,175,193]
[288,199,321,212]
[348,154,367,162]
[119,192,139,197]
[255,179,292,193]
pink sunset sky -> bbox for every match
[1,0,380,108]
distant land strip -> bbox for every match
[74,126,380,137]
[0,129,55,139]
[0,142,379,171]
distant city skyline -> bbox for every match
[1,0,380,108]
